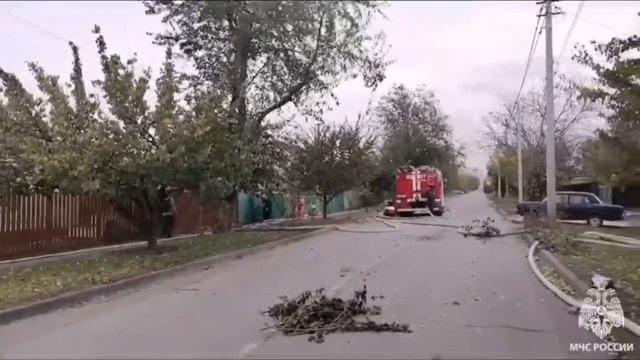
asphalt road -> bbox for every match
[0,191,616,359]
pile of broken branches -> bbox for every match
[261,285,411,343]
[459,217,501,238]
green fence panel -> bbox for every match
[343,189,361,211]
[237,189,366,223]
[283,194,294,218]
[237,191,264,224]
[237,192,249,224]
[269,193,287,219]
[326,193,345,214]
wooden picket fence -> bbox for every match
[0,191,235,261]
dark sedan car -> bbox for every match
[516,191,625,227]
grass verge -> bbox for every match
[538,262,577,296]
[543,228,640,323]
[0,230,309,311]
[556,223,640,239]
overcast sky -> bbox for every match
[1,1,638,172]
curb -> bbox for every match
[233,225,327,232]
[522,233,591,295]
[0,227,335,326]
[528,240,640,347]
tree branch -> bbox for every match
[253,12,326,126]
[244,58,270,93]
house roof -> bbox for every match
[560,177,597,186]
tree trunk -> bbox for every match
[230,12,251,130]
[505,178,510,197]
[145,214,163,251]
[322,194,328,219]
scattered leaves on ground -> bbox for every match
[261,285,411,343]
[538,263,576,295]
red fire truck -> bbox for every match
[384,165,445,216]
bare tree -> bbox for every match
[483,75,597,199]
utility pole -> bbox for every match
[539,0,560,222]
[517,115,523,203]
[497,160,502,199]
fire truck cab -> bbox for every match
[386,165,445,216]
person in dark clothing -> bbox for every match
[161,193,177,238]
[262,194,272,221]
[426,186,436,214]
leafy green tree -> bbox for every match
[288,121,375,218]
[0,41,102,195]
[573,31,640,186]
[144,0,389,136]
[0,27,241,249]
[374,84,463,188]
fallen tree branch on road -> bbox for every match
[458,217,501,237]
[260,285,411,343]
[405,217,531,240]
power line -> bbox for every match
[0,7,93,55]
[514,5,546,107]
[512,4,546,204]
[562,9,635,38]
[0,8,70,45]
[556,0,585,65]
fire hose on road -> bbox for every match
[240,213,533,238]
[528,240,640,337]
[236,216,402,234]
[335,216,400,233]
[402,218,531,238]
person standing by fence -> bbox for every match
[296,197,305,219]
[161,193,177,238]
[262,193,272,221]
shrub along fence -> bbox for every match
[0,191,235,261]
